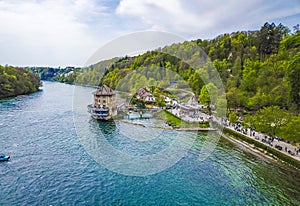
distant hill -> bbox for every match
[26,66,81,81]
[67,23,299,111]
[24,22,300,142]
[55,23,299,111]
[0,65,41,98]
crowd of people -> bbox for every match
[220,118,300,158]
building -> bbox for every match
[165,96,178,108]
[178,104,200,117]
[87,85,117,120]
[135,88,156,103]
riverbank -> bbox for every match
[118,119,215,131]
[119,115,300,171]
[2,81,300,205]
[219,131,275,162]
[221,127,300,171]
[0,65,41,99]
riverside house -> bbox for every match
[88,85,117,120]
[135,88,156,103]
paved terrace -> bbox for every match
[168,107,211,123]
[214,116,300,162]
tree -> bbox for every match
[278,116,300,143]
[251,106,289,137]
[240,59,259,94]
[215,97,227,117]
[258,22,283,60]
[0,65,40,98]
[243,114,254,129]
[229,112,238,123]
[293,24,300,33]
[288,52,300,110]
[226,87,239,109]
[198,83,218,106]
[154,87,165,107]
[229,56,242,87]
[187,72,204,95]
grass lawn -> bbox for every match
[156,110,209,128]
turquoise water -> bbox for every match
[0,81,299,205]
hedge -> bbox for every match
[223,127,300,170]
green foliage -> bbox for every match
[78,22,299,114]
[51,23,300,141]
[56,23,298,115]
[31,21,299,142]
[198,83,218,105]
[246,106,289,137]
[223,127,300,169]
[153,88,166,108]
[243,106,300,143]
[159,110,209,128]
[228,112,238,123]
[278,116,300,144]
[243,114,254,128]
[288,52,300,110]
[258,22,285,60]
[280,30,300,50]
[0,65,41,98]
[215,97,227,117]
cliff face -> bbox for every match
[0,65,41,98]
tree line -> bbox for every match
[58,22,300,143]
[0,65,41,98]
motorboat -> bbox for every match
[0,154,10,161]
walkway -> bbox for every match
[213,116,300,162]
[166,108,300,162]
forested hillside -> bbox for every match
[70,23,299,110]
[0,65,41,98]
[61,22,300,142]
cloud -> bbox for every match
[116,0,300,39]
[0,0,111,66]
[0,0,299,66]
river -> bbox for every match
[0,81,299,205]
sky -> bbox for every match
[0,0,299,67]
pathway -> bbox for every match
[166,108,300,162]
[213,116,300,162]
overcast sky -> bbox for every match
[0,0,299,67]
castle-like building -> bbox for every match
[87,85,117,120]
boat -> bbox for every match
[0,154,10,161]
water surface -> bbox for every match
[0,81,299,205]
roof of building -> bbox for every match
[136,87,154,98]
[136,88,148,96]
[93,85,115,96]
[179,104,198,111]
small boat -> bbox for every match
[0,154,10,161]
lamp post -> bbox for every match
[271,122,275,137]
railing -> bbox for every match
[88,104,109,116]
